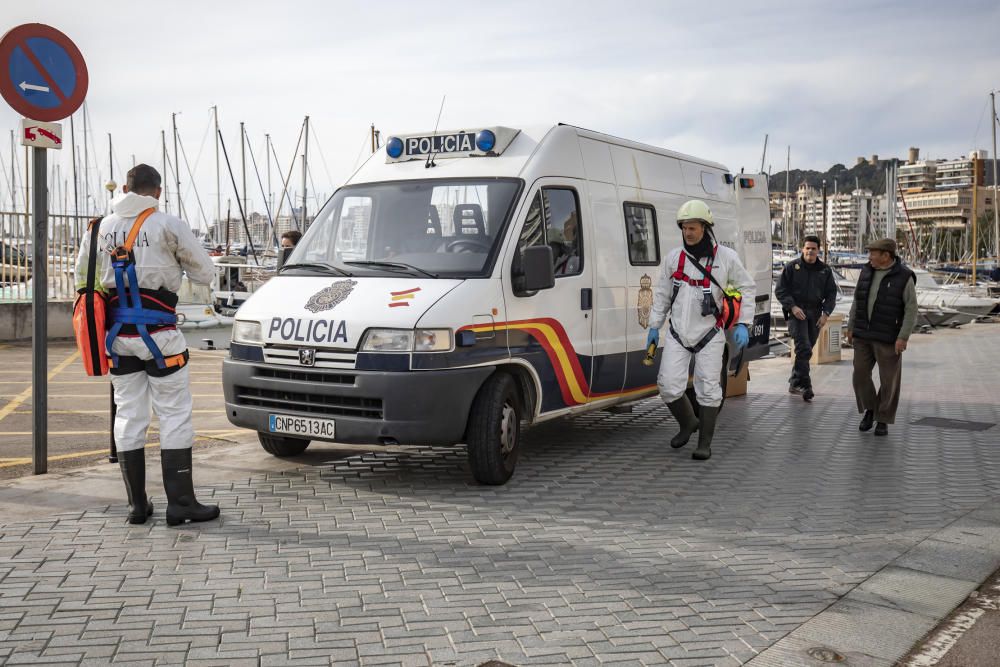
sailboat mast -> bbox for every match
[784,146,790,246]
[240,121,247,224]
[972,153,979,284]
[70,115,78,236]
[213,106,221,234]
[9,130,15,212]
[161,130,169,215]
[991,91,999,263]
[265,134,272,218]
[172,112,183,218]
[302,115,310,230]
[107,133,114,208]
[83,103,89,214]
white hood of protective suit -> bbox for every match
[74,192,216,293]
[235,276,462,349]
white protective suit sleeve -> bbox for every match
[166,216,216,286]
[716,245,756,328]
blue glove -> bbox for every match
[646,328,659,348]
[732,323,749,349]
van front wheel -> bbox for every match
[466,372,521,485]
[258,432,310,457]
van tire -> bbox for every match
[258,432,310,457]
[466,372,521,485]
[688,347,729,417]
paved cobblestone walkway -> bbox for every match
[2,326,1000,665]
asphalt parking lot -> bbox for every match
[0,341,245,480]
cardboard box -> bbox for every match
[725,362,750,398]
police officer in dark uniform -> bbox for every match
[775,235,838,401]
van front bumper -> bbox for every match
[222,358,494,446]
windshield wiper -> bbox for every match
[278,262,353,276]
[343,260,438,279]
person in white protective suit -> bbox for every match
[74,164,219,525]
[645,200,755,460]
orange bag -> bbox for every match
[73,218,109,376]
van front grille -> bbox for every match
[253,367,355,385]
[235,386,382,419]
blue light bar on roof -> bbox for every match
[383,127,520,163]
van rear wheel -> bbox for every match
[466,372,521,485]
[258,432,310,457]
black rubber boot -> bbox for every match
[666,397,700,449]
[161,448,219,526]
[119,449,153,525]
[692,406,718,461]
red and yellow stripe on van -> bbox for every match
[459,318,655,407]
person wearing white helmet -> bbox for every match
[645,199,755,460]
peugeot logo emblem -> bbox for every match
[299,348,316,367]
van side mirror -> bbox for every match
[277,246,294,269]
[521,245,555,292]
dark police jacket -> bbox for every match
[851,261,916,343]
[775,256,838,320]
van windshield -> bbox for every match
[287,178,521,278]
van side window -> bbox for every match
[624,202,659,266]
[515,188,583,278]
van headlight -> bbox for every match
[232,320,262,344]
[361,328,452,352]
[361,329,413,352]
[414,329,452,352]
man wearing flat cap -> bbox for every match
[845,238,917,436]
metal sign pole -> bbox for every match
[109,388,118,463]
[31,146,47,475]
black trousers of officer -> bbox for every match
[788,308,821,389]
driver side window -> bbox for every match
[514,187,583,278]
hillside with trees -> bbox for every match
[769,158,999,194]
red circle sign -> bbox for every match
[0,23,88,122]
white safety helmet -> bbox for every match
[676,199,714,227]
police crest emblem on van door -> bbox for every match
[305,280,358,313]
[637,274,653,327]
[299,348,316,366]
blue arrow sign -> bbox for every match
[0,24,89,122]
[9,37,76,109]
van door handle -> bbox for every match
[580,288,592,311]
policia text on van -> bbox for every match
[222,125,773,484]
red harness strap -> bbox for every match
[670,252,713,287]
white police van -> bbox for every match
[223,124,772,484]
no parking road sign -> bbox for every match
[0,23,88,122]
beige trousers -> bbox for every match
[852,338,903,424]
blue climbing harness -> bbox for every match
[104,208,184,373]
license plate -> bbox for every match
[268,414,336,438]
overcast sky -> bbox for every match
[3,0,999,228]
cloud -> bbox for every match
[2,0,998,225]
